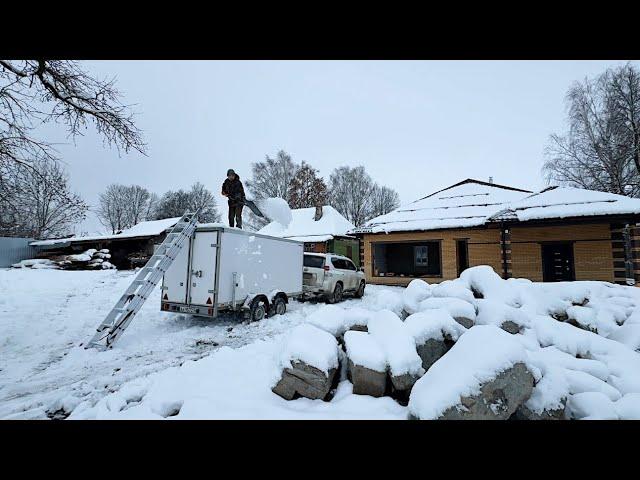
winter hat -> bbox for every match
[227,169,236,176]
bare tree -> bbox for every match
[0,60,145,168]
[544,63,640,196]
[153,183,220,222]
[188,182,221,222]
[370,184,400,217]
[97,184,131,234]
[328,166,375,227]
[244,149,300,230]
[287,161,328,208]
[246,150,299,201]
[0,158,87,238]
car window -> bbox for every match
[331,258,345,269]
[304,255,325,268]
[344,260,356,271]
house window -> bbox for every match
[414,246,429,267]
[372,241,442,277]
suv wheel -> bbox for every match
[354,280,365,298]
[327,282,343,304]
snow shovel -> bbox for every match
[243,199,267,219]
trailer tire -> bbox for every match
[249,298,267,322]
[273,297,287,315]
[327,282,343,304]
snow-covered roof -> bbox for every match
[257,205,355,241]
[356,179,531,234]
[489,186,640,223]
[31,217,181,247]
[354,179,640,234]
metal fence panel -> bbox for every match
[0,237,36,267]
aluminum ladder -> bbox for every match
[85,210,200,350]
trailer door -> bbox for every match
[187,231,219,306]
[163,238,190,304]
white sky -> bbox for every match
[37,60,640,235]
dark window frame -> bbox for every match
[371,239,443,278]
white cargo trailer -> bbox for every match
[161,225,304,321]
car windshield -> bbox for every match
[304,255,325,268]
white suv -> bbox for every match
[302,253,366,303]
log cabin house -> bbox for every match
[351,179,640,286]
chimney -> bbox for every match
[314,205,323,221]
[488,176,494,184]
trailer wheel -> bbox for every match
[273,297,287,315]
[249,298,266,322]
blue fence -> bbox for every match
[0,237,36,267]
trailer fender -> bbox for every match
[268,289,288,304]
[242,293,270,311]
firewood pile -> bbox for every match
[12,249,116,270]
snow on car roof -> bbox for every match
[258,205,355,241]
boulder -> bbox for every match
[454,316,474,329]
[344,330,387,397]
[512,401,566,420]
[500,320,521,334]
[435,363,535,420]
[416,338,450,372]
[390,372,420,392]
[272,361,337,401]
[347,359,387,397]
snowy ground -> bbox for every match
[0,268,406,420]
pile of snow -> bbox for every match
[257,205,355,243]
[11,258,59,269]
[12,249,115,270]
[256,198,293,229]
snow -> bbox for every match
[11,258,59,269]
[276,324,339,374]
[30,217,182,247]
[408,325,529,419]
[401,279,432,314]
[367,310,424,378]
[344,331,386,372]
[0,268,407,420]
[417,297,476,322]
[255,198,293,228]
[356,179,640,234]
[258,205,355,241]
[3,263,640,421]
[358,180,530,234]
[404,309,467,345]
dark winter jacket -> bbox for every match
[221,175,246,207]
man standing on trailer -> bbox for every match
[221,169,245,229]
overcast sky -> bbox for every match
[40,60,639,234]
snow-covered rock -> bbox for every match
[271,324,340,401]
[368,310,424,392]
[404,309,467,372]
[417,297,476,328]
[344,331,387,397]
[402,279,432,315]
[409,325,534,420]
